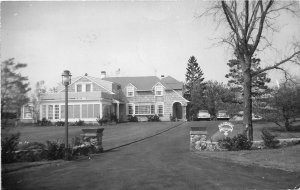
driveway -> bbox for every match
[3,122,300,190]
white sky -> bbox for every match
[2,1,300,91]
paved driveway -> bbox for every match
[3,122,300,190]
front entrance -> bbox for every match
[172,102,182,119]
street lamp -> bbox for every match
[62,70,72,160]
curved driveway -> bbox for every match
[3,122,300,190]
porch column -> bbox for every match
[116,103,120,120]
[182,106,186,121]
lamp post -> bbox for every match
[62,70,72,160]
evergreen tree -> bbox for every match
[184,56,205,101]
[184,56,205,120]
[225,57,271,98]
[1,58,31,125]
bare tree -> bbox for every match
[202,1,300,141]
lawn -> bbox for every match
[210,120,300,141]
[196,144,300,172]
[1,121,184,150]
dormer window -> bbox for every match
[155,86,163,96]
[86,84,91,92]
[76,84,82,92]
[76,83,92,92]
[126,86,134,97]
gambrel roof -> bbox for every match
[104,76,183,91]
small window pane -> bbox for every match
[88,104,93,118]
[128,104,133,115]
[55,105,59,119]
[74,105,80,118]
[86,84,91,92]
[94,104,100,117]
[82,104,87,118]
[61,105,65,119]
[77,84,82,92]
[48,105,53,119]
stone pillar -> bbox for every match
[190,127,207,151]
[81,128,104,152]
[116,103,119,120]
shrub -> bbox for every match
[46,141,65,160]
[74,120,85,126]
[218,134,252,151]
[37,118,52,126]
[218,137,234,151]
[55,121,65,126]
[16,141,47,162]
[128,115,138,122]
[147,115,160,122]
[169,114,176,122]
[261,128,280,148]
[96,116,108,126]
[1,133,20,163]
[110,113,118,123]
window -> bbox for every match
[128,104,134,115]
[86,84,91,92]
[134,104,155,115]
[82,104,100,118]
[42,105,47,119]
[127,86,134,97]
[55,105,59,119]
[61,105,65,119]
[74,105,80,118]
[77,84,82,92]
[155,86,163,96]
[157,104,164,116]
[68,105,74,118]
[48,105,53,119]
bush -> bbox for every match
[96,116,108,126]
[46,141,65,160]
[218,134,252,151]
[147,115,160,122]
[73,120,85,126]
[110,113,118,123]
[37,118,52,126]
[169,114,177,122]
[261,128,280,149]
[128,115,138,122]
[16,142,47,162]
[1,133,20,163]
[55,121,65,126]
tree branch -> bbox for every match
[253,50,300,76]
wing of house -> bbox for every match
[21,74,188,123]
[104,75,188,121]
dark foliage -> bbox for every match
[1,133,20,163]
[147,115,160,122]
[128,115,138,122]
[37,118,52,126]
[218,134,252,151]
[55,121,65,126]
[261,129,280,149]
[46,141,65,160]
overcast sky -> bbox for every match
[2,1,300,91]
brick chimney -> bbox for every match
[100,71,106,79]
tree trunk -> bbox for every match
[243,59,253,141]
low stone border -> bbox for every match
[191,138,300,152]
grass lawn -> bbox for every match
[196,144,300,172]
[211,120,300,142]
[1,122,184,150]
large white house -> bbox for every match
[21,72,188,123]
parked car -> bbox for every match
[217,110,230,120]
[196,110,211,121]
[232,111,262,121]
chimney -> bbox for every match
[161,75,165,79]
[100,71,106,79]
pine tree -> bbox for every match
[184,56,205,120]
[1,58,31,125]
[225,57,271,98]
[184,56,205,101]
